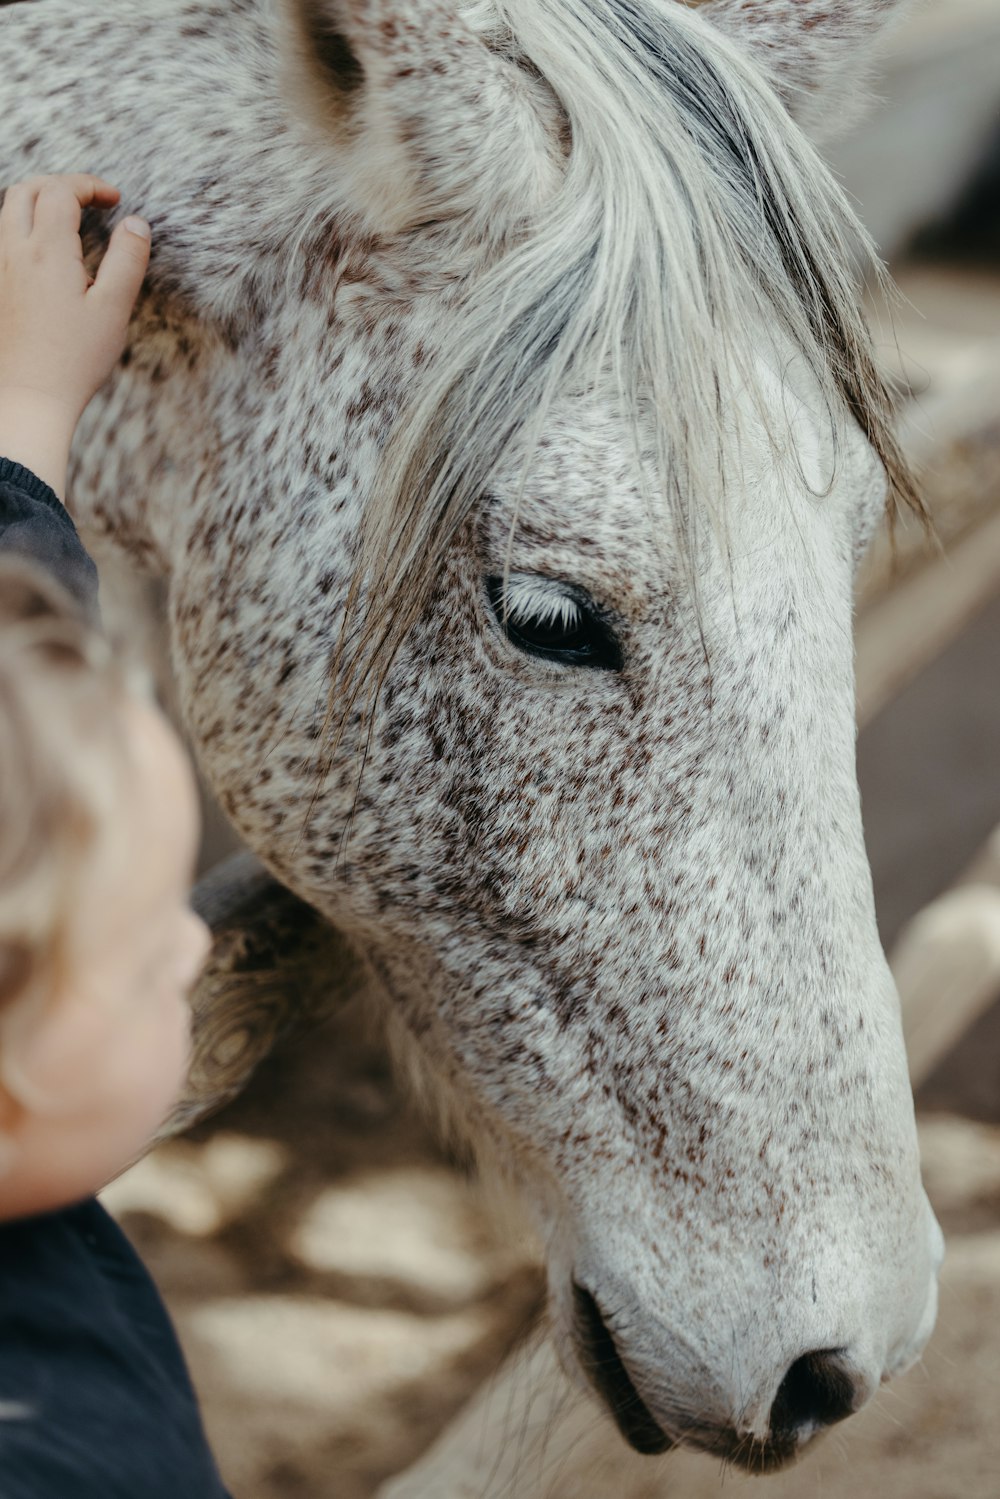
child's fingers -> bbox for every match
[30,175,121,245]
[90,216,151,314]
[0,174,119,251]
[0,179,44,237]
[67,175,121,211]
[30,180,89,248]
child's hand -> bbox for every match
[0,174,150,497]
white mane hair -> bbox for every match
[340,0,920,702]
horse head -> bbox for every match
[10,0,941,1469]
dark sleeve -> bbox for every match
[0,1200,232,1499]
[0,458,99,619]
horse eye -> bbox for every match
[486,576,623,671]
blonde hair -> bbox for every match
[0,558,128,1038]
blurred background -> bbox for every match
[101,3,1000,1495]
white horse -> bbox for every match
[1,0,942,1486]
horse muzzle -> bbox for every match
[569,1264,936,1471]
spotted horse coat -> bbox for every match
[0,0,941,1488]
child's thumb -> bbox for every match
[92,215,151,312]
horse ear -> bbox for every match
[280,0,561,237]
[688,0,907,141]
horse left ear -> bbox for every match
[280,0,562,238]
[688,0,906,141]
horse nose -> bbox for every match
[572,1279,879,1466]
[768,1349,866,1440]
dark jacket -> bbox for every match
[0,458,230,1497]
[0,459,99,616]
[0,1199,230,1498]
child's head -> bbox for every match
[0,558,209,1219]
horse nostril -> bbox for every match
[770,1350,861,1439]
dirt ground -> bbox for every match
[102,998,546,1499]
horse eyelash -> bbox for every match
[494,576,584,629]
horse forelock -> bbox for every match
[339,0,920,713]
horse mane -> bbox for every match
[337,0,920,713]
